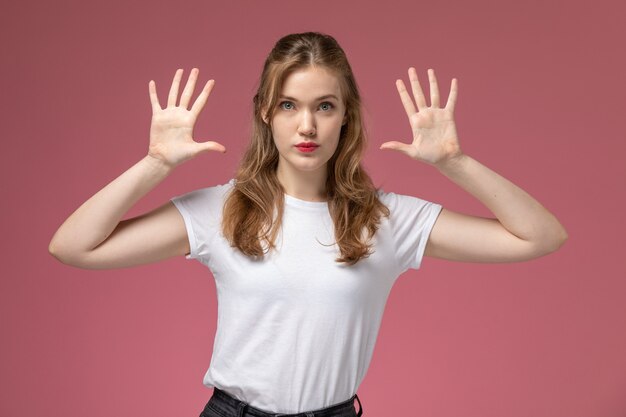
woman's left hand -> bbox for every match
[380,67,463,168]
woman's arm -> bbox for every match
[381,67,567,263]
[425,155,567,262]
[48,156,182,268]
[49,68,226,269]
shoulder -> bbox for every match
[375,188,443,228]
[376,188,435,210]
[171,178,236,214]
[209,178,236,196]
[178,178,234,198]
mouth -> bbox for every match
[295,142,319,153]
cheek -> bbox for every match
[271,119,292,138]
[317,118,341,135]
[271,128,290,152]
[329,121,344,141]
[330,126,345,152]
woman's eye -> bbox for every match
[279,101,334,111]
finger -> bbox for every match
[445,78,458,113]
[396,79,417,119]
[167,68,184,108]
[196,140,227,154]
[179,68,199,110]
[379,140,413,156]
[428,68,440,108]
[190,79,215,118]
[148,80,162,113]
[408,67,427,111]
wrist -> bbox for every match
[435,152,468,174]
[143,154,175,176]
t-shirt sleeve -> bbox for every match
[170,180,233,264]
[378,189,443,272]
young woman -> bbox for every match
[49,32,568,417]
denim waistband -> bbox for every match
[208,387,363,417]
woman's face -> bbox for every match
[267,66,347,178]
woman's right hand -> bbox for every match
[147,68,226,169]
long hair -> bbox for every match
[222,31,389,266]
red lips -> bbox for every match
[295,142,319,153]
[295,142,319,148]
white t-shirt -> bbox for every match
[171,179,442,414]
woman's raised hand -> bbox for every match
[380,67,463,168]
[147,68,226,169]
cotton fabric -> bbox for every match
[171,179,442,414]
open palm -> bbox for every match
[380,67,462,167]
[148,68,226,169]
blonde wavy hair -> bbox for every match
[222,31,389,266]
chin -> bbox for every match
[296,163,327,172]
[288,159,328,171]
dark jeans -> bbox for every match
[199,387,363,417]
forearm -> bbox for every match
[436,154,568,249]
[49,155,174,257]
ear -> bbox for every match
[260,106,269,124]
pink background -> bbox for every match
[2,0,625,416]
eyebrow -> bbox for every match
[279,94,340,102]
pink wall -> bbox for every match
[2,0,625,416]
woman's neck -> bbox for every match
[276,164,328,202]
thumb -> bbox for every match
[196,140,227,154]
[379,141,412,154]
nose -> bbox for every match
[297,110,316,136]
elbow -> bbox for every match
[48,239,81,267]
[559,226,569,247]
[48,240,69,264]
[48,239,61,260]
[536,226,569,256]
[548,233,568,254]
[48,232,65,261]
